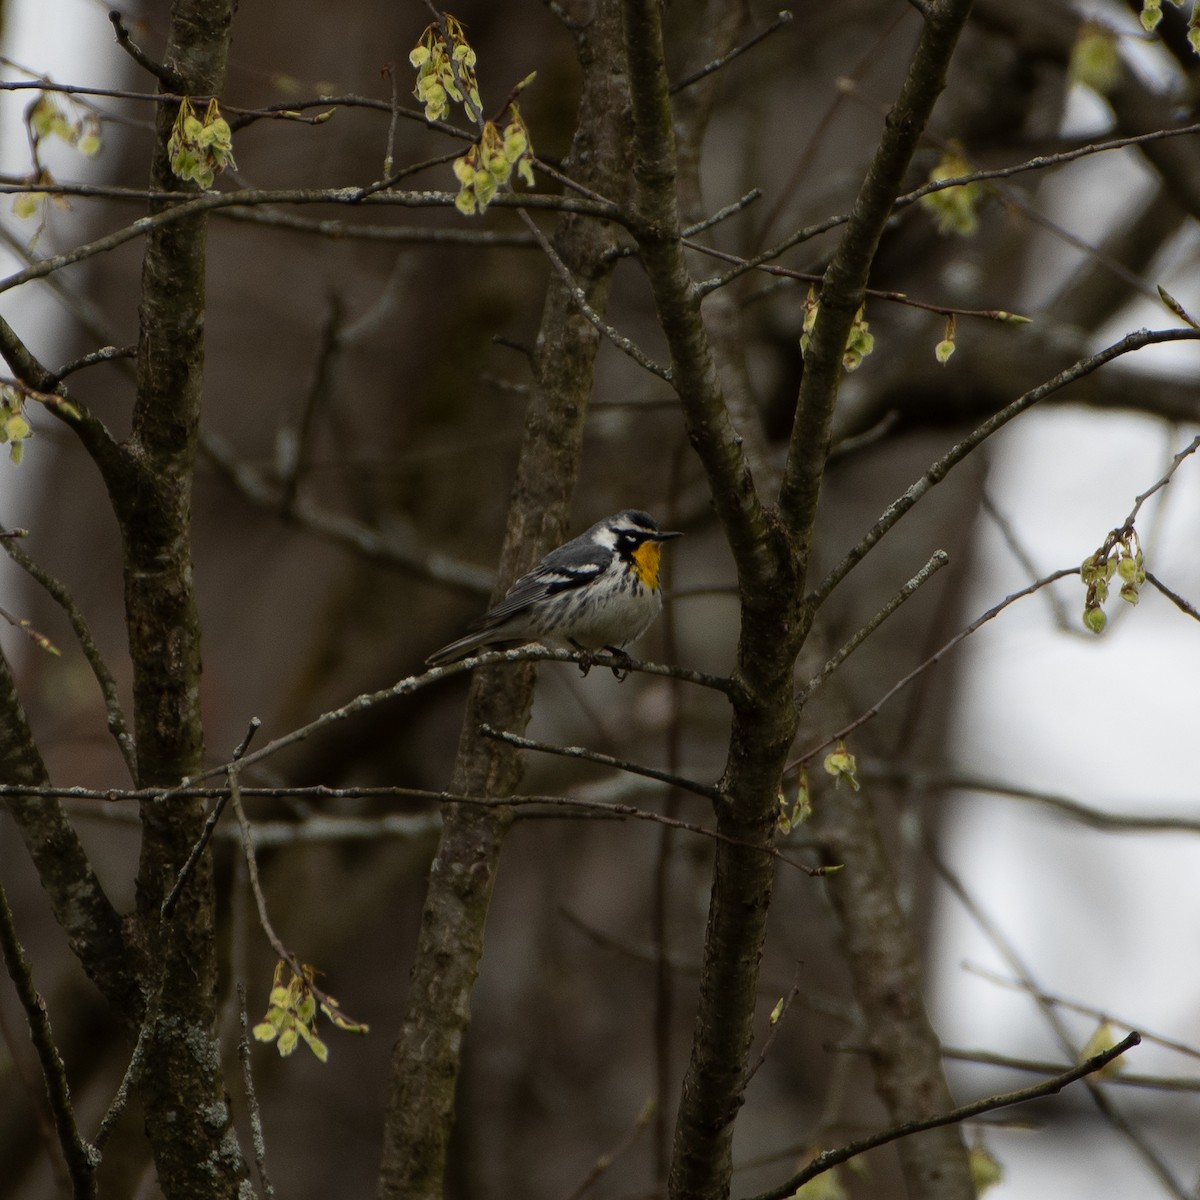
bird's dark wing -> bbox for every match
[469,537,609,629]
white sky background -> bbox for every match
[929,27,1200,1197]
[3,2,1200,1198]
[0,0,128,632]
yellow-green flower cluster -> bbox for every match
[823,741,860,791]
[409,17,482,124]
[1140,1,1200,54]
[0,385,32,465]
[801,288,874,372]
[1069,22,1122,95]
[919,149,985,236]
[252,960,368,1063]
[13,94,102,221]
[26,93,102,157]
[1081,532,1145,633]
[453,108,534,216]
[167,97,235,189]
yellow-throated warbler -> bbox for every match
[426,509,682,667]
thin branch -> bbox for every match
[108,10,182,90]
[938,1044,1200,1092]
[479,723,723,803]
[928,840,1189,1198]
[791,568,1078,768]
[0,600,58,654]
[865,764,1200,836]
[561,1100,656,1200]
[669,10,794,94]
[0,877,98,1198]
[200,430,494,596]
[981,492,1072,628]
[0,537,137,778]
[1146,570,1200,621]
[92,1020,153,1152]
[810,328,1200,609]
[229,765,367,1027]
[1123,432,1200,529]
[961,963,1200,1065]
[797,550,949,705]
[700,120,1200,296]
[215,204,537,246]
[0,185,618,298]
[237,985,276,1200]
[52,344,136,383]
[691,238,1030,323]
[176,644,731,793]
[515,208,671,379]
[744,965,803,1087]
[742,1033,1141,1200]
[161,720,262,920]
[382,62,402,178]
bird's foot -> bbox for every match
[602,646,633,681]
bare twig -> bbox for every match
[798,550,949,705]
[938,1043,1200,1092]
[382,62,402,178]
[201,430,494,596]
[792,568,1078,768]
[810,328,1200,609]
[229,764,366,1026]
[962,963,1200,1065]
[1122,432,1200,530]
[0,878,98,1197]
[108,11,182,90]
[743,1033,1141,1200]
[515,208,671,379]
[980,492,1072,628]
[51,344,136,382]
[161,720,262,920]
[237,984,276,1199]
[0,538,137,778]
[701,121,1200,295]
[863,765,1200,836]
[479,723,723,802]
[744,965,803,1087]
[928,842,1188,1198]
[0,185,618,298]
[669,10,794,94]
[1146,570,1200,621]
[561,1099,656,1200]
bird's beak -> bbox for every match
[654,529,683,540]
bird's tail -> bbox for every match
[424,630,494,668]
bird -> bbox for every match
[426,509,682,670]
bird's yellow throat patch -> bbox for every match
[631,540,663,588]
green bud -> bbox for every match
[1083,605,1107,634]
